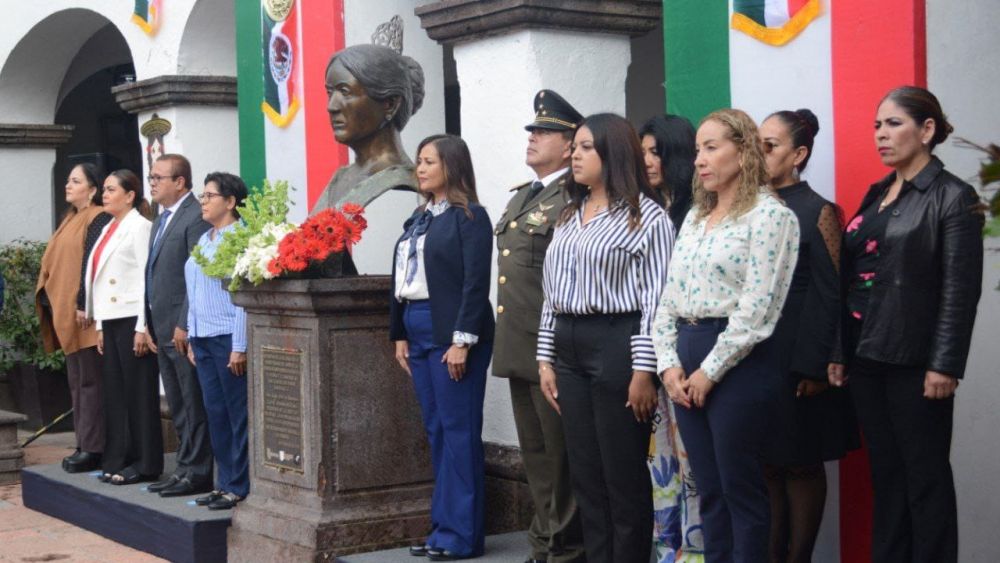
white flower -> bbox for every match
[232,222,295,285]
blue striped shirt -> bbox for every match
[537,194,674,372]
[184,224,247,352]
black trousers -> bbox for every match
[673,320,781,563]
[100,317,163,476]
[554,312,652,563]
[157,342,213,483]
[849,356,957,563]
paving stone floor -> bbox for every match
[0,431,164,562]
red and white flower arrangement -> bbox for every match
[267,203,367,276]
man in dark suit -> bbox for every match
[493,90,585,563]
[145,154,213,497]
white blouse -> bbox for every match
[653,190,800,382]
[393,199,451,302]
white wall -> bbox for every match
[146,106,240,192]
[454,29,631,445]
[0,150,56,243]
[342,0,444,275]
[928,1,1000,560]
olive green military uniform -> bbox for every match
[494,172,584,563]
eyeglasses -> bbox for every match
[147,174,179,184]
[198,192,224,202]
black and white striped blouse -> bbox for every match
[536,194,674,372]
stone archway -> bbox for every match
[0,8,136,241]
[178,0,237,76]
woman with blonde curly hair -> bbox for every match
[653,109,800,562]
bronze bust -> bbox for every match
[313,44,425,210]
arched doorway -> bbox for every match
[0,9,138,237]
[54,24,141,228]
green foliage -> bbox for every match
[192,179,294,291]
[0,239,65,373]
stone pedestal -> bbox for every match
[228,276,433,560]
[0,409,28,484]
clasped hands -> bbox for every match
[662,367,715,408]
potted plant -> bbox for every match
[957,138,1000,290]
[0,239,71,430]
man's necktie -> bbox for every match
[152,209,172,251]
[522,181,545,210]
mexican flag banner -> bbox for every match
[261,0,300,128]
[731,0,821,46]
[662,1,929,560]
[132,0,162,36]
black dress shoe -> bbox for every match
[147,474,181,493]
[195,490,225,506]
[64,452,102,473]
[62,449,82,468]
[159,477,213,498]
[207,493,243,510]
[409,544,432,557]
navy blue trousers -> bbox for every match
[673,321,782,563]
[189,335,249,498]
[404,301,490,557]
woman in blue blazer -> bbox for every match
[390,134,494,561]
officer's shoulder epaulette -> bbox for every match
[509,180,532,192]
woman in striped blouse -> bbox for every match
[184,172,249,511]
[653,109,799,562]
[537,113,674,563]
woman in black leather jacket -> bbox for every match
[829,86,983,563]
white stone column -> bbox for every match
[416,0,660,448]
[0,124,73,243]
[112,75,239,190]
[453,30,633,445]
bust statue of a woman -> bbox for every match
[313,44,425,210]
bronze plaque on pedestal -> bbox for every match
[261,346,305,473]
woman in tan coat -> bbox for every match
[36,163,111,473]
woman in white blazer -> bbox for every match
[84,169,163,485]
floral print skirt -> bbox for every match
[649,387,705,562]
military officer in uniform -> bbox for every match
[494,90,585,563]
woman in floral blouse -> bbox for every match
[653,109,799,563]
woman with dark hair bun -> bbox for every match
[184,172,251,511]
[639,114,696,229]
[760,108,859,563]
[36,162,111,474]
[389,134,494,561]
[538,113,674,563]
[829,86,983,563]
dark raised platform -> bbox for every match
[21,454,230,563]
